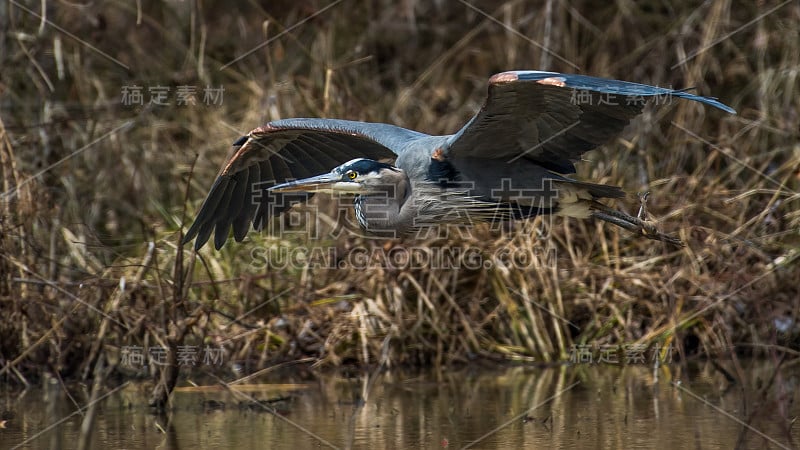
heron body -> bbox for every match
[183,71,735,250]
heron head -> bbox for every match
[269,158,401,194]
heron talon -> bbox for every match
[646,227,684,247]
[634,192,683,246]
[591,202,683,247]
[637,191,650,221]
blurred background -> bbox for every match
[1,0,798,383]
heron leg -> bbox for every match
[590,200,684,247]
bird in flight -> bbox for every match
[183,71,735,250]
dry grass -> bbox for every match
[1,0,799,400]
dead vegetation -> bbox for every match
[1,0,798,397]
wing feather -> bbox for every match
[446,70,735,173]
[232,164,260,242]
[212,180,238,250]
[252,161,274,231]
[212,169,248,249]
[284,141,331,176]
[296,135,358,167]
[183,119,425,249]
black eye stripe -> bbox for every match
[345,159,398,174]
[335,159,399,179]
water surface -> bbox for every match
[3,361,797,449]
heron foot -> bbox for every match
[591,201,684,247]
[637,191,650,220]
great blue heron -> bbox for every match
[183,71,734,250]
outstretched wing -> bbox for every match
[183,118,427,249]
[446,71,735,173]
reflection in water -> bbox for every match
[3,361,798,449]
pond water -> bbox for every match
[3,361,798,449]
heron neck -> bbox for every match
[353,173,411,232]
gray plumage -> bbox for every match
[183,70,735,250]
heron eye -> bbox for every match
[347,171,357,180]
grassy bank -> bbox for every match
[1,0,798,400]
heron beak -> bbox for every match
[269,172,364,194]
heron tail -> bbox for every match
[553,180,624,219]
